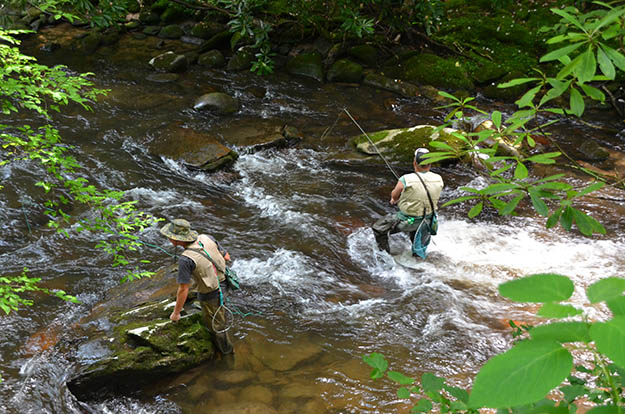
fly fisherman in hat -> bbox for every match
[160,218,234,355]
[372,148,444,255]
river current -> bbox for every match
[1,28,625,413]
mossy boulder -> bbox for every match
[198,49,226,68]
[327,59,363,83]
[227,46,255,71]
[192,21,227,40]
[64,266,217,399]
[76,31,102,55]
[158,24,185,39]
[286,51,324,82]
[348,44,379,67]
[351,125,464,164]
[403,53,474,91]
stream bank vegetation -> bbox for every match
[1,0,624,406]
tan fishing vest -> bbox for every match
[181,234,226,294]
[397,171,444,216]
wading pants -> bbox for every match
[372,212,422,253]
[200,297,234,355]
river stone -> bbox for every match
[352,125,464,164]
[150,124,238,171]
[159,24,184,39]
[149,51,188,73]
[578,140,610,162]
[143,25,161,36]
[362,71,419,98]
[198,30,232,53]
[348,44,378,67]
[192,21,227,39]
[77,31,102,55]
[194,92,240,114]
[239,385,274,404]
[139,11,160,25]
[198,50,225,68]
[214,401,278,414]
[214,369,257,385]
[327,59,363,83]
[286,51,324,82]
[248,333,323,371]
[227,46,255,71]
[146,73,180,83]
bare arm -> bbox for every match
[390,180,404,205]
[170,283,190,322]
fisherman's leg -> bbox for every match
[201,299,234,355]
[372,214,400,253]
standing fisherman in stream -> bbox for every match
[160,218,234,355]
[372,148,444,256]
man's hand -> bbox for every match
[170,311,181,322]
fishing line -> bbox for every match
[343,107,400,181]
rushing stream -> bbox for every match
[1,27,625,414]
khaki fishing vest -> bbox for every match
[181,235,226,294]
[397,171,444,216]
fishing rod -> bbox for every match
[343,107,400,181]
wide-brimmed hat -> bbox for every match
[414,148,430,164]
[160,219,198,242]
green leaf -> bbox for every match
[442,195,479,207]
[529,190,549,217]
[529,322,591,343]
[551,8,585,31]
[397,387,412,399]
[444,385,469,403]
[468,202,483,218]
[499,274,574,303]
[498,78,539,88]
[363,353,388,379]
[537,303,583,318]
[577,47,596,84]
[500,194,524,216]
[412,398,433,413]
[388,371,414,385]
[569,87,585,117]
[516,86,542,108]
[607,296,625,316]
[602,44,625,72]
[540,43,584,63]
[590,317,625,369]
[579,83,605,101]
[422,372,445,393]
[587,277,625,304]
[587,406,620,414]
[595,47,614,81]
[560,384,588,403]
[468,340,573,408]
[571,208,594,236]
[492,111,502,128]
[514,162,529,180]
[560,206,574,231]
[576,181,604,197]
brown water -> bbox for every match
[1,26,625,414]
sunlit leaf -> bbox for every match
[516,86,542,108]
[607,296,625,316]
[468,202,483,218]
[499,273,575,303]
[500,194,524,216]
[560,206,574,231]
[468,339,572,408]
[498,78,539,88]
[421,372,445,393]
[602,44,625,72]
[590,316,625,369]
[530,322,591,343]
[572,208,594,236]
[529,190,549,216]
[388,371,414,385]
[537,303,583,318]
[587,277,625,304]
[514,162,529,179]
[363,353,388,379]
[577,47,597,83]
[540,43,584,62]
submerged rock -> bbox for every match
[194,92,240,114]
